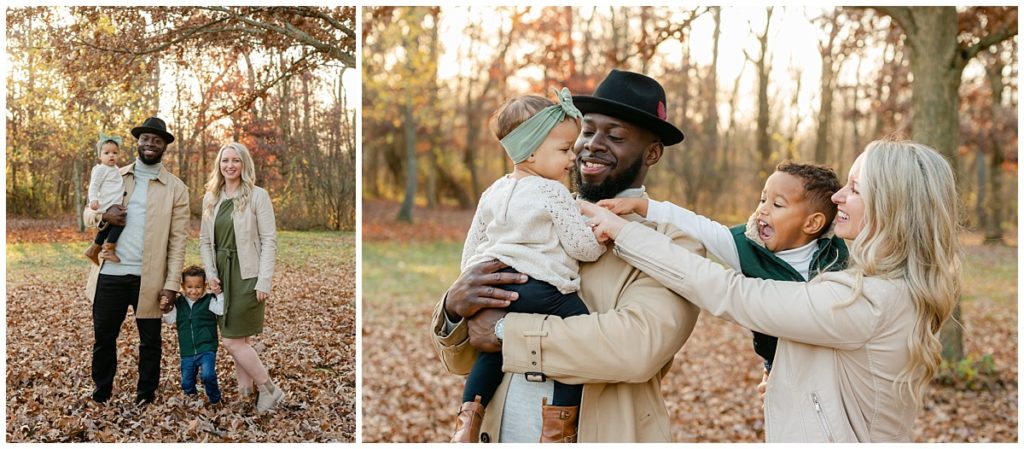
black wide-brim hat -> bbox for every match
[131,116,175,144]
[572,69,685,146]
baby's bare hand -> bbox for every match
[596,198,648,217]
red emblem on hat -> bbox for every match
[657,101,667,120]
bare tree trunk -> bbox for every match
[397,12,422,223]
[75,156,84,231]
[851,59,865,154]
[723,62,746,216]
[701,6,721,212]
[815,13,840,163]
[984,57,1006,243]
[785,68,802,161]
[753,7,773,176]
[397,102,417,223]
[975,146,988,230]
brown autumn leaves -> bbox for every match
[6,223,355,442]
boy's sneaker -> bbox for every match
[256,386,285,413]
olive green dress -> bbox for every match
[215,199,264,338]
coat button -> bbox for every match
[480,432,490,443]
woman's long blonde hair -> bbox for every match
[844,138,961,406]
[204,142,256,218]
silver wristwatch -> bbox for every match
[494,317,506,341]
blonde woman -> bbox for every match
[581,139,960,442]
[199,142,284,412]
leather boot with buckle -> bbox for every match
[451,395,485,443]
[84,243,102,265]
[540,397,579,443]
[99,243,121,263]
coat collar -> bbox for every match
[123,160,170,185]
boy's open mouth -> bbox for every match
[757,219,774,241]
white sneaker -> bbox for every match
[256,386,285,412]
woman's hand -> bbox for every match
[257,291,269,303]
[579,200,629,242]
[209,276,222,294]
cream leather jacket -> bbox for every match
[614,221,919,442]
[199,186,277,294]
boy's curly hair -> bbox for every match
[776,161,841,234]
[181,265,206,282]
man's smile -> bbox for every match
[578,156,613,176]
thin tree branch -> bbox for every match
[961,24,1018,66]
[72,19,234,58]
[201,6,354,66]
[281,6,356,40]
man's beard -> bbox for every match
[137,147,163,165]
[571,155,644,202]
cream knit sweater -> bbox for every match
[462,175,605,294]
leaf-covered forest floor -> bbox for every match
[360,200,1017,442]
[6,219,356,442]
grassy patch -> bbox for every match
[362,241,462,306]
[6,231,355,287]
[276,231,356,268]
[960,243,1017,304]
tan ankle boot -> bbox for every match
[540,398,579,443]
[451,395,485,443]
[84,243,102,265]
[99,243,121,263]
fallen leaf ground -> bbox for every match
[361,200,1018,443]
[6,219,356,442]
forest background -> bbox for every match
[6,7,357,442]
[361,6,1018,442]
[7,6,358,230]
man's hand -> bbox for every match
[159,295,173,313]
[467,308,506,353]
[102,204,127,227]
[444,260,526,321]
[596,197,649,217]
[159,289,177,311]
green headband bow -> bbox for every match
[500,87,582,164]
[96,133,123,157]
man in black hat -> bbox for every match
[83,116,190,405]
[431,70,703,442]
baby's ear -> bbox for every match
[803,211,827,236]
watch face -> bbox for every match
[495,318,505,340]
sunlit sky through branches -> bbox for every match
[433,6,990,135]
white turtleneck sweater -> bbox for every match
[100,160,161,277]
